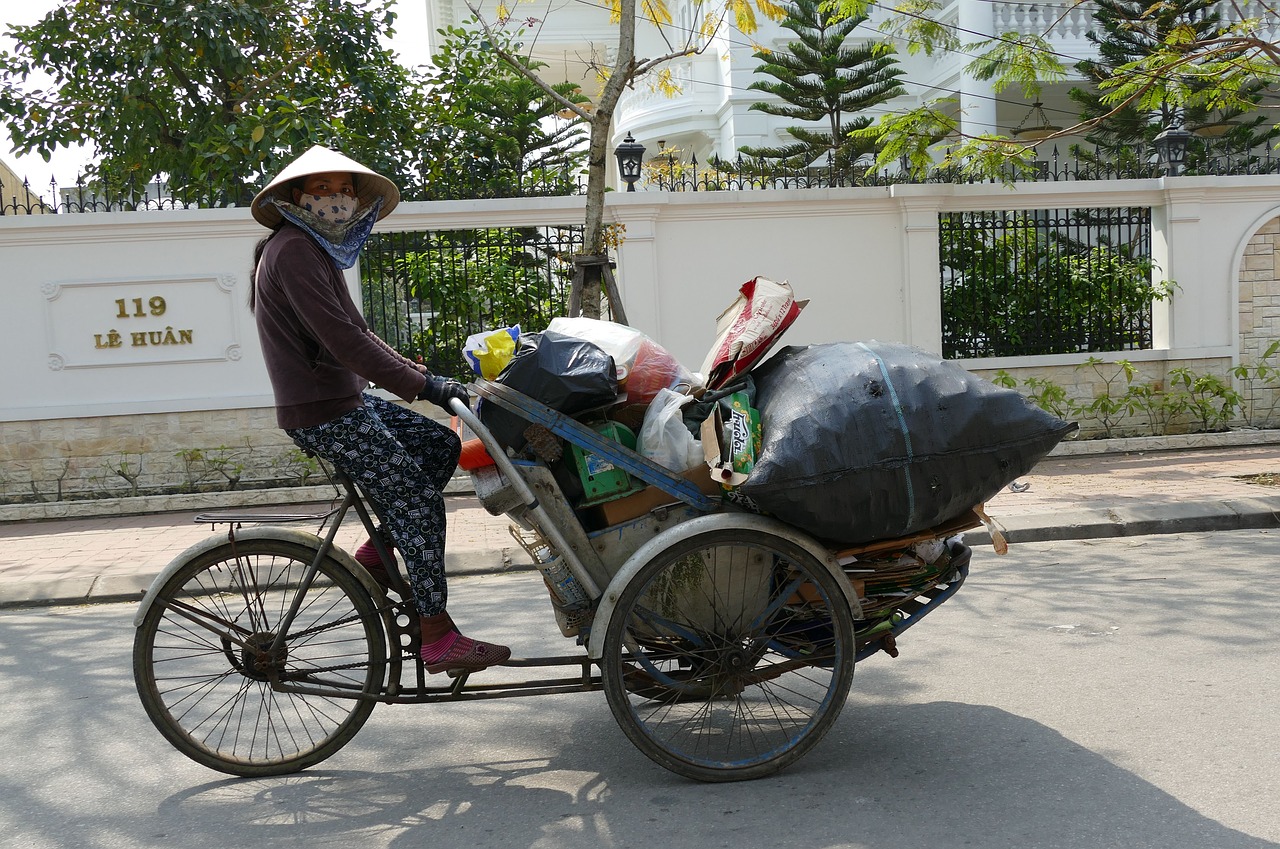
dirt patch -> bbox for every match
[1239,473,1280,486]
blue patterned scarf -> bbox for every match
[271,197,383,269]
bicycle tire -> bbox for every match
[133,538,387,777]
[602,527,855,782]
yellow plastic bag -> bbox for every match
[463,326,519,380]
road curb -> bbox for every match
[966,498,1280,545]
[10,503,1280,611]
[1050,428,1280,456]
[0,546,540,611]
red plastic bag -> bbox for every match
[610,338,696,427]
[625,338,692,405]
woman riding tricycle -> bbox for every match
[132,147,1067,783]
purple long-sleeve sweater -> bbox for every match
[254,224,427,429]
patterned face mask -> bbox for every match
[297,192,358,224]
[272,197,382,270]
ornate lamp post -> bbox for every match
[613,133,646,192]
[1153,122,1192,176]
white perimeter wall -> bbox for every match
[3,208,273,422]
[612,178,1280,372]
[6,178,1280,422]
[3,177,1280,500]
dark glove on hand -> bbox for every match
[418,375,469,412]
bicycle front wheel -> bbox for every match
[133,538,387,777]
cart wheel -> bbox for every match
[602,527,855,782]
[133,539,387,777]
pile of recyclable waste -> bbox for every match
[460,276,1075,544]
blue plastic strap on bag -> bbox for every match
[857,341,917,524]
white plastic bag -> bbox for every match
[637,388,704,473]
[546,317,644,379]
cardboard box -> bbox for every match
[590,466,723,527]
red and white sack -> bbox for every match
[699,277,807,390]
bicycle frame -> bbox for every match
[135,455,615,704]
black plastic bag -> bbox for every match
[479,330,619,454]
[679,375,754,437]
[739,341,1077,544]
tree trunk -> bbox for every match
[573,0,637,321]
[577,111,613,319]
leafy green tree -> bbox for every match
[835,0,1280,180]
[0,0,425,201]
[460,0,793,318]
[739,0,905,170]
[1069,0,1278,168]
[418,24,588,199]
[353,24,588,379]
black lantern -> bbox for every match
[614,132,646,192]
[1153,122,1192,176]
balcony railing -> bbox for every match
[991,0,1280,40]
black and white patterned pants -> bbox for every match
[286,394,461,617]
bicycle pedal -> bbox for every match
[444,659,512,678]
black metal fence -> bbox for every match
[648,141,1280,192]
[939,206,1155,358]
[0,175,253,215]
[359,225,585,379]
[412,165,588,202]
[0,167,588,215]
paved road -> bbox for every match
[1,530,1277,849]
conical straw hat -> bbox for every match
[252,145,399,227]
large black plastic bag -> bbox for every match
[739,341,1077,544]
[479,330,619,453]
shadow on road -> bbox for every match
[150,699,1277,849]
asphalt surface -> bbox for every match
[3,532,1278,847]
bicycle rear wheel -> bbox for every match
[133,538,387,777]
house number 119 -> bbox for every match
[115,296,167,318]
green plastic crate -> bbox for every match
[571,422,646,505]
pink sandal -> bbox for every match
[354,538,394,591]
[421,633,511,675]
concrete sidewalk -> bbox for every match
[4,441,1280,609]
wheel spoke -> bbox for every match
[153,595,256,648]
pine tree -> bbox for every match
[1069,0,1277,168]
[739,0,905,170]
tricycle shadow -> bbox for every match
[155,700,1277,849]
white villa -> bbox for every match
[423,0,1278,182]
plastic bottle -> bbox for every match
[537,557,590,609]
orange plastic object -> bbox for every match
[452,416,496,470]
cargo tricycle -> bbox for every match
[132,381,980,782]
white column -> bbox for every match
[897,189,946,352]
[957,0,999,138]
[1153,185,1227,352]
[611,202,664,338]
